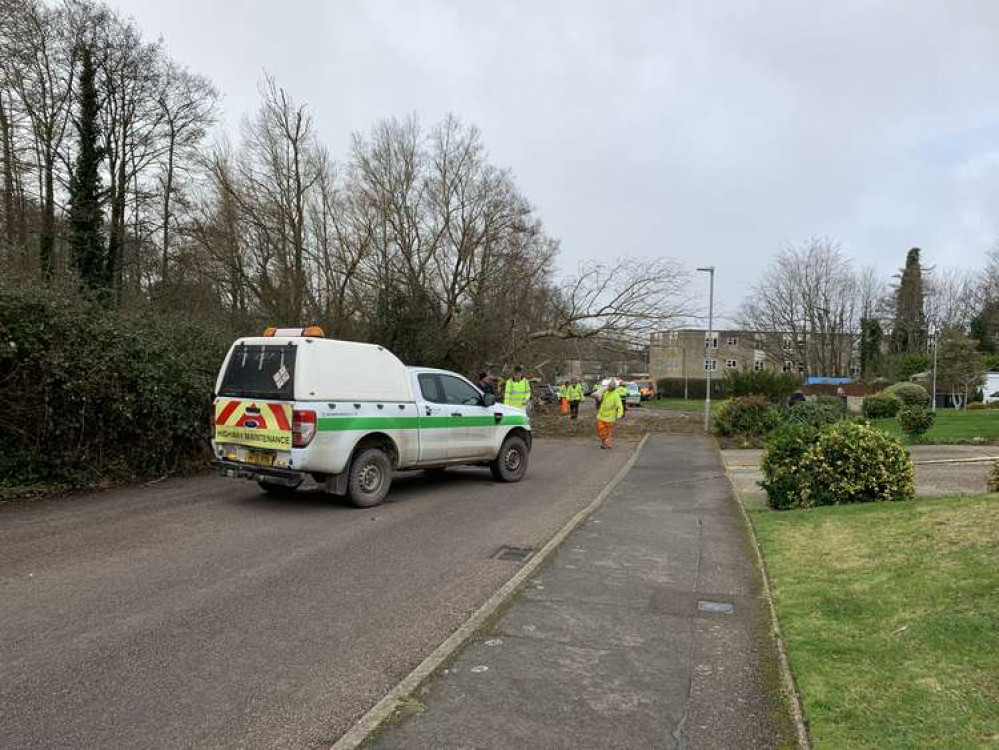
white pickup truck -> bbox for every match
[211,328,531,507]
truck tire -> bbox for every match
[257,477,303,496]
[347,447,393,507]
[490,435,529,483]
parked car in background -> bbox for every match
[624,382,642,406]
[634,380,655,401]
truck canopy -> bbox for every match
[216,336,414,403]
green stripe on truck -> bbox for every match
[316,415,529,431]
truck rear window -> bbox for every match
[218,343,297,400]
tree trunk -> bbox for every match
[161,130,175,285]
[40,154,55,280]
[0,92,15,260]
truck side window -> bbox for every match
[418,373,445,404]
[440,375,482,406]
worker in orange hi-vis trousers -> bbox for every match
[595,378,624,449]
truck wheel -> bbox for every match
[257,477,303,496]
[348,447,393,507]
[490,435,529,483]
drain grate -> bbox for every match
[492,545,534,562]
[698,600,734,615]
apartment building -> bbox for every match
[649,328,859,383]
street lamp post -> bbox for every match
[931,325,939,413]
[697,266,715,433]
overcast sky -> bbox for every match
[115,0,999,322]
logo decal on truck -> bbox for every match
[214,400,293,450]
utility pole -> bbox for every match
[697,266,715,433]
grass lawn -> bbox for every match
[751,496,999,749]
[871,409,999,444]
[645,397,724,412]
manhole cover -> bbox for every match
[492,545,534,562]
[698,600,734,615]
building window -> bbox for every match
[704,359,717,372]
[850,362,861,377]
[726,359,738,369]
[727,337,739,347]
[798,363,806,373]
[754,360,765,372]
[705,335,718,349]
[666,361,678,371]
[782,361,794,373]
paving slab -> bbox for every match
[366,434,794,750]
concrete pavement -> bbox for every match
[0,438,633,750]
[366,435,794,750]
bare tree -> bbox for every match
[528,258,690,345]
[739,238,861,377]
[0,0,79,278]
[154,61,216,285]
[926,266,976,329]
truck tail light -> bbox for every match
[292,410,317,447]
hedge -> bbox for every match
[714,396,781,437]
[722,368,800,403]
[863,392,902,419]
[0,285,234,487]
[655,377,725,399]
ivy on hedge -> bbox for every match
[0,285,233,487]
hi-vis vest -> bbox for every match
[504,378,531,409]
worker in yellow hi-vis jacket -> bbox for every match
[567,378,584,420]
[503,365,532,412]
[595,378,624,449]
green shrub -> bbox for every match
[0,285,233,487]
[884,381,931,407]
[787,397,846,429]
[762,421,915,509]
[760,422,820,510]
[802,422,915,506]
[863,392,902,419]
[988,462,999,493]
[655,377,724,399]
[722,368,800,403]
[714,395,782,437]
[897,405,935,440]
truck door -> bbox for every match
[439,374,496,460]
[415,373,449,463]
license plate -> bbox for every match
[245,449,275,467]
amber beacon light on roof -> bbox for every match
[262,326,325,338]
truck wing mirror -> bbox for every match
[482,392,496,407]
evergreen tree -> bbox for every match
[859,317,883,378]
[67,44,107,296]
[891,248,927,354]
[970,299,999,355]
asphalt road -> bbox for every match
[0,437,634,750]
